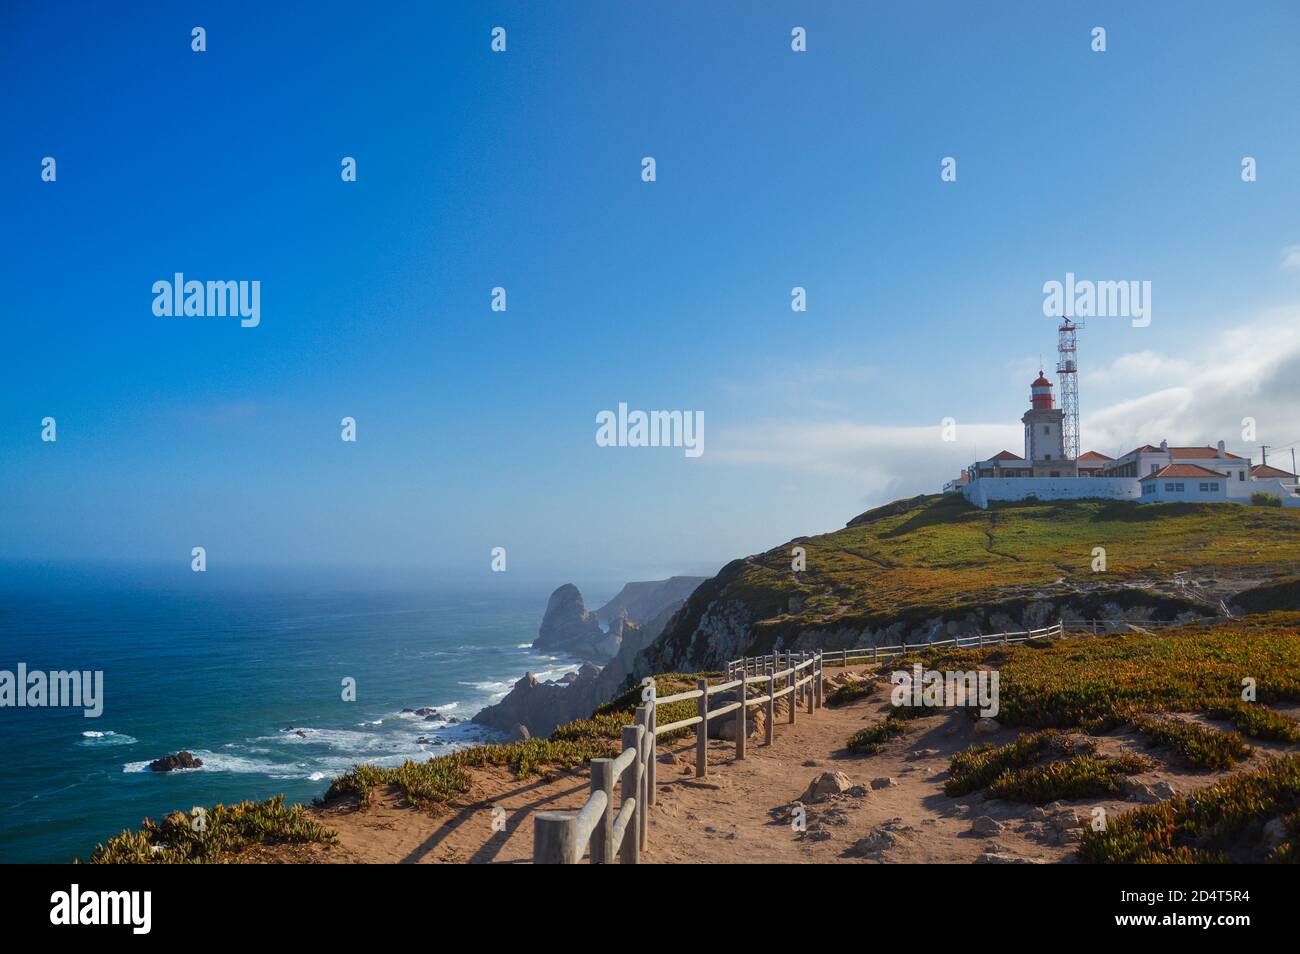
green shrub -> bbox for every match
[946,730,1092,796]
[1079,755,1300,863]
[1210,701,1300,742]
[827,679,875,707]
[986,753,1150,803]
[846,719,906,754]
[1252,492,1283,507]
[1133,715,1252,770]
[87,795,335,864]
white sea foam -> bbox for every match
[124,750,302,775]
[78,731,137,747]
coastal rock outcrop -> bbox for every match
[149,751,203,772]
[534,584,609,660]
[472,663,603,738]
[478,576,708,740]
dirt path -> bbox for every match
[277,669,1299,864]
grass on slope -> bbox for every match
[87,795,335,864]
[695,495,1300,650]
[896,613,1300,733]
[1079,754,1300,863]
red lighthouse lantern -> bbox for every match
[1030,371,1054,410]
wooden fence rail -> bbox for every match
[534,619,1088,863]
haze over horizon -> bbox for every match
[6,2,1300,583]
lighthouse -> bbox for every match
[1021,372,1077,477]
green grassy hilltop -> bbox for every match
[650,494,1300,669]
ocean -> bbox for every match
[0,566,611,863]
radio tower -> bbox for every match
[1056,318,1083,460]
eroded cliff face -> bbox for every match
[643,562,1221,674]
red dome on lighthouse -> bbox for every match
[1030,371,1054,409]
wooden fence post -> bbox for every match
[736,672,747,760]
[620,724,642,864]
[789,659,797,726]
[806,658,814,715]
[646,691,656,808]
[589,758,615,864]
[814,653,823,710]
[765,662,775,745]
[635,705,649,850]
[695,678,708,778]
[534,811,578,864]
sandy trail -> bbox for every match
[273,668,1299,864]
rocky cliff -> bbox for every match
[594,576,709,627]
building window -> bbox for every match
[1045,454,1052,460]
[1212,483,1220,491]
[1199,483,1210,492]
[1239,471,1245,480]
[1175,483,1185,492]
[1042,426,1049,435]
[1165,483,1175,492]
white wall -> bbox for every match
[963,476,1140,509]
[1142,477,1227,503]
[962,474,1300,510]
[1246,477,1300,508]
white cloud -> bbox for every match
[1281,245,1300,274]
[713,308,1300,490]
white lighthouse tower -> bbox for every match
[1021,371,1077,477]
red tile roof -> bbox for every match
[1251,464,1298,479]
[1121,444,1244,461]
[987,450,1024,461]
[1169,446,1245,461]
[1077,451,1114,462]
[1139,463,1229,481]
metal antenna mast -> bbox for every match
[1057,318,1083,460]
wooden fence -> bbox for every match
[533,619,1085,863]
[534,652,825,863]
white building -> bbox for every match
[949,371,1300,509]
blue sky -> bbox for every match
[4,1,1300,583]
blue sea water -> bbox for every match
[0,565,610,863]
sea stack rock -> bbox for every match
[533,584,611,661]
[149,751,203,772]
